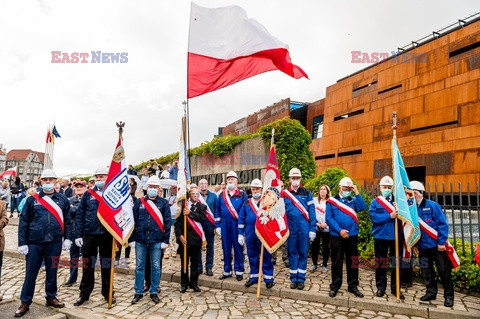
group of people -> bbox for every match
[7,164,456,317]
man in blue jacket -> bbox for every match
[282,168,316,290]
[73,166,115,306]
[369,176,404,299]
[16,169,73,317]
[130,175,170,304]
[326,176,366,298]
[197,178,217,276]
[215,171,246,281]
[238,179,274,288]
[410,181,454,307]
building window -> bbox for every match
[312,115,324,139]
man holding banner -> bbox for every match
[410,181,456,308]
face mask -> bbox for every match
[381,189,392,198]
[95,181,105,189]
[291,180,300,187]
[42,183,55,192]
[252,192,261,199]
[342,191,351,198]
[147,188,159,197]
[227,183,235,190]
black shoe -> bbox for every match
[376,290,385,297]
[272,259,276,266]
[444,298,454,307]
[391,292,405,300]
[108,297,116,304]
[218,274,231,280]
[266,282,274,289]
[198,269,203,275]
[290,282,297,289]
[74,296,89,306]
[131,294,143,304]
[297,282,305,290]
[180,286,187,293]
[245,280,257,287]
[329,290,337,298]
[284,261,290,268]
[348,287,364,298]
[236,275,243,281]
[420,293,436,302]
[206,269,213,276]
[150,294,160,304]
[192,285,201,292]
[63,281,75,287]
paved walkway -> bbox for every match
[2,216,480,318]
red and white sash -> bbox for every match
[223,189,239,220]
[327,197,358,225]
[418,217,460,268]
[32,193,64,235]
[248,198,260,216]
[375,196,395,213]
[187,216,206,245]
[87,188,103,202]
[198,193,215,226]
[140,197,165,233]
[282,190,310,222]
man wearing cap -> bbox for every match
[15,169,73,317]
[197,178,217,276]
[239,179,274,288]
[215,171,247,281]
[410,181,454,307]
[74,166,116,306]
[130,176,170,304]
[326,176,366,298]
[281,168,316,290]
[63,180,87,287]
[369,176,405,299]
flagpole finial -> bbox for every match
[271,128,275,145]
[392,111,397,138]
[116,121,125,137]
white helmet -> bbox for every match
[40,169,57,179]
[250,179,262,188]
[226,171,238,179]
[410,181,425,191]
[147,175,161,186]
[94,166,109,176]
[379,176,393,186]
[339,177,353,187]
[289,168,301,177]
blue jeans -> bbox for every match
[134,242,162,294]
[11,194,24,215]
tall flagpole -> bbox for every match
[182,102,188,273]
[392,112,401,302]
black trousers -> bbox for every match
[0,250,3,286]
[330,235,359,291]
[311,229,330,267]
[178,243,200,288]
[419,247,454,299]
[374,238,403,293]
[79,233,114,299]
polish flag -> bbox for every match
[188,3,308,99]
[0,167,16,179]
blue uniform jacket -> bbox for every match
[200,190,217,229]
[215,189,247,227]
[417,198,449,250]
[326,194,366,237]
[18,190,72,246]
[283,187,316,234]
[74,187,107,238]
[369,196,404,240]
[131,195,171,245]
[238,198,260,237]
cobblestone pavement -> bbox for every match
[2,216,479,318]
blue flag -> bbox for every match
[52,125,61,138]
[392,139,420,252]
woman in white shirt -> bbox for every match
[310,184,331,272]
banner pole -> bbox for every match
[256,244,265,300]
[392,111,400,302]
[108,237,116,308]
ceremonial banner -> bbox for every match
[0,166,16,179]
[188,3,308,98]
[392,139,420,252]
[97,137,134,246]
[176,116,191,216]
[256,144,289,254]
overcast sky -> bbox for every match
[1,0,478,177]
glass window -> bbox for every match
[312,115,324,139]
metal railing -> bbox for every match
[362,182,480,256]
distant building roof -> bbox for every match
[7,149,45,162]
[0,150,5,156]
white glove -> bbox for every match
[129,242,136,249]
[18,245,29,255]
[309,231,316,241]
[238,235,245,246]
[216,227,221,238]
[75,238,83,247]
[161,243,168,249]
[62,239,72,251]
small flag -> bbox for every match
[52,125,61,138]
[176,116,190,216]
[0,166,17,179]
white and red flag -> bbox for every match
[256,140,289,253]
[97,137,134,246]
[0,166,16,179]
[188,3,308,98]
